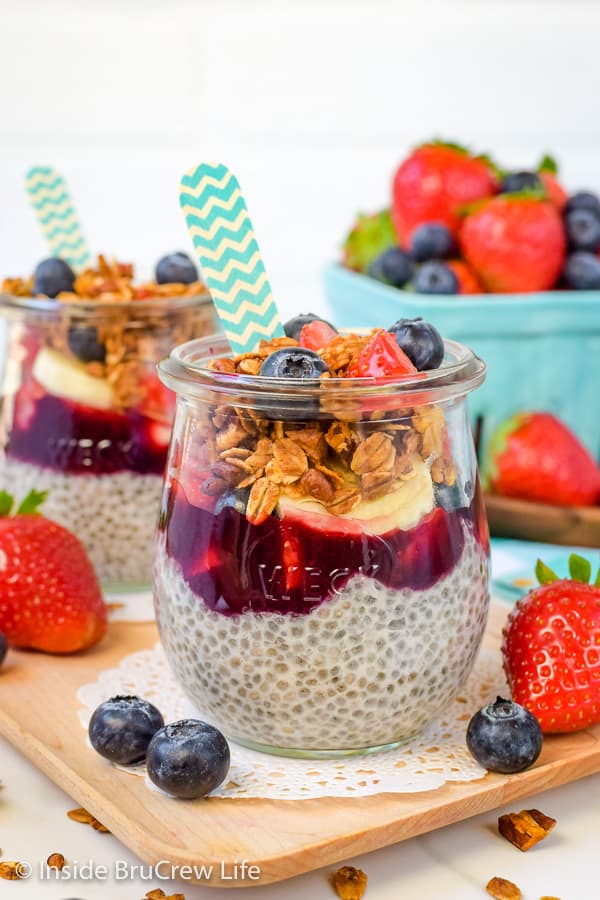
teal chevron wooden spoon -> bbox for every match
[25,167,91,273]
[179,163,284,354]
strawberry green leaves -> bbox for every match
[535,558,559,585]
[535,553,599,586]
[342,209,397,273]
[569,554,592,584]
[0,489,48,517]
[538,153,558,175]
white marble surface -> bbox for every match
[2,542,597,898]
[1,735,595,899]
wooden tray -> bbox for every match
[485,493,600,549]
[1,603,600,888]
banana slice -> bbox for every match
[280,455,434,535]
[32,348,115,410]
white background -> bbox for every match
[1,0,600,319]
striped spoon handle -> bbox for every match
[179,162,284,355]
[25,166,91,273]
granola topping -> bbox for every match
[194,334,457,513]
[2,255,205,303]
[3,256,215,411]
[0,862,27,881]
[67,806,110,833]
[486,876,522,900]
[331,865,368,900]
[498,808,556,852]
[247,477,280,525]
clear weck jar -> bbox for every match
[154,333,490,757]
[0,291,217,588]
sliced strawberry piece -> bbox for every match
[281,528,303,593]
[299,319,337,351]
[347,329,418,378]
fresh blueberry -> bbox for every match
[283,313,337,341]
[499,171,542,194]
[260,348,330,379]
[466,696,542,774]
[409,224,457,262]
[215,488,250,515]
[414,261,459,295]
[33,258,75,298]
[564,190,600,216]
[564,207,600,252]
[67,325,106,364]
[146,719,230,800]
[0,631,7,669]
[258,348,331,420]
[155,252,198,285]
[388,317,444,370]
[563,251,600,289]
[88,695,164,766]
[368,247,414,286]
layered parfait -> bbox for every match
[154,316,490,755]
[0,252,217,585]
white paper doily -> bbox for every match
[77,641,508,801]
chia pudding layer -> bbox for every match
[154,525,489,752]
[0,457,162,585]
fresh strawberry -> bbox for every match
[0,490,107,653]
[538,154,568,212]
[391,141,498,244]
[342,209,398,272]
[446,259,484,295]
[502,554,600,733]
[485,411,600,506]
[347,329,417,378]
[460,194,566,292]
[299,319,337,351]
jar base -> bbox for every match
[228,730,424,760]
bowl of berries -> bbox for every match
[324,140,600,457]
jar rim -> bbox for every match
[0,290,213,315]
[159,332,486,405]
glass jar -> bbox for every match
[154,334,490,757]
[0,292,218,588]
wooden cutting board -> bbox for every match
[1,603,600,888]
[485,493,600,549]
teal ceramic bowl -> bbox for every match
[324,263,600,457]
